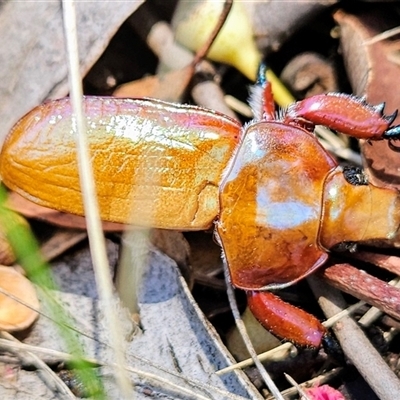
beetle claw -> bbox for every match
[384,109,398,125]
[383,124,400,139]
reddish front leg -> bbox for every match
[247,291,326,347]
[284,93,400,139]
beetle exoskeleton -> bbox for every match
[0,97,241,230]
[216,120,400,291]
[2,83,400,347]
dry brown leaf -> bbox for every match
[114,65,194,103]
[0,266,39,331]
[0,1,144,143]
[149,229,192,286]
[334,9,400,188]
[6,191,124,232]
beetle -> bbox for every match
[1,72,400,348]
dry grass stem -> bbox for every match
[0,331,75,399]
[62,1,132,396]
[216,342,295,376]
[224,261,284,400]
[0,338,251,400]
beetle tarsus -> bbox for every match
[384,109,398,125]
[256,62,267,88]
[383,124,400,139]
[250,61,276,121]
[322,334,345,364]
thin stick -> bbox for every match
[223,260,284,400]
[192,0,232,65]
[216,342,295,375]
[358,278,400,327]
[322,263,400,321]
[308,275,400,400]
[364,26,400,45]
[61,1,132,397]
[284,373,311,400]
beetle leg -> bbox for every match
[284,93,400,140]
[383,124,400,139]
[258,63,276,120]
[247,290,326,347]
[249,63,276,121]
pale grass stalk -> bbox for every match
[216,342,295,376]
[62,1,132,397]
[0,338,249,400]
[363,27,400,45]
[0,285,248,399]
[284,373,312,400]
[322,300,366,328]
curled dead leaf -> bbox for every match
[114,66,194,103]
[0,266,39,331]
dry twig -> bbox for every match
[308,275,400,400]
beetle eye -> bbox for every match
[343,166,368,186]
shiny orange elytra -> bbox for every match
[0,97,241,230]
[1,80,400,347]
